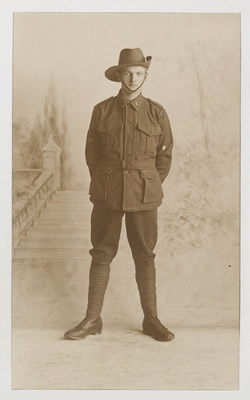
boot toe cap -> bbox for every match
[143,317,175,341]
[64,317,102,340]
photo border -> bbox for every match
[1,1,249,399]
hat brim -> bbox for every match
[105,56,152,82]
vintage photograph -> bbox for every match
[12,12,240,389]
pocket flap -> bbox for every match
[141,169,158,180]
[97,122,121,135]
[137,122,162,136]
[95,167,113,176]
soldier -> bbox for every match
[64,48,174,341]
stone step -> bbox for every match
[46,202,89,210]
[55,190,86,195]
[39,210,86,220]
[52,197,86,202]
[14,191,92,259]
[33,219,85,228]
[48,199,87,205]
[53,191,86,200]
[14,247,88,260]
[26,228,87,238]
[18,237,88,248]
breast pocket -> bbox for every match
[97,122,122,154]
[135,122,162,155]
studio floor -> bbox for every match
[12,325,239,390]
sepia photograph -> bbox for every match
[11,11,240,391]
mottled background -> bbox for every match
[13,13,240,329]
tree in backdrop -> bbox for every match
[13,117,43,169]
[43,79,73,189]
[13,79,74,189]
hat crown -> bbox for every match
[118,48,146,66]
[105,48,151,82]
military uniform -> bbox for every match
[86,90,173,211]
[64,48,175,342]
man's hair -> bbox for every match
[118,65,147,74]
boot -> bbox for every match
[135,263,175,342]
[63,316,102,340]
[64,263,110,340]
[143,316,175,341]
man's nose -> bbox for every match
[130,73,137,82]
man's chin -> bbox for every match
[122,84,142,94]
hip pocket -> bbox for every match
[141,169,163,203]
[89,167,113,201]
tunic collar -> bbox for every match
[117,90,144,110]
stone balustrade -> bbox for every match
[13,134,62,247]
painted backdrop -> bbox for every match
[13,13,240,328]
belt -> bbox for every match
[102,158,155,169]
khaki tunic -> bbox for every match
[85,90,173,211]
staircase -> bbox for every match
[13,191,92,260]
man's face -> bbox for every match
[118,66,147,92]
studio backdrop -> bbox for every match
[12,12,240,329]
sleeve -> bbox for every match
[155,107,173,183]
[85,106,101,177]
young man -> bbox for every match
[64,48,174,341]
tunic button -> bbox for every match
[125,170,129,174]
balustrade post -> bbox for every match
[42,134,62,190]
